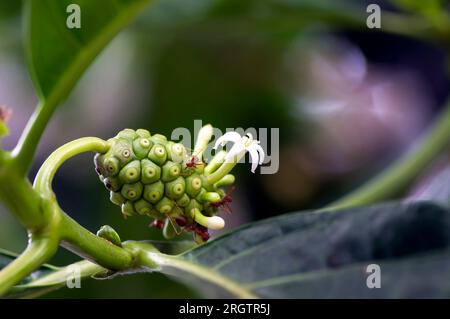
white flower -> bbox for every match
[193,124,214,158]
[214,132,265,173]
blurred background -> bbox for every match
[0,0,449,297]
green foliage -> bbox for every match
[177,201,450,298]
[26,0,152,102]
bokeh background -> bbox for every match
[1,0,449,297]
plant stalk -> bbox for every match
[0,237,58,296]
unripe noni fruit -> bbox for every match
[94,128,233,243]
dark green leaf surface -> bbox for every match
[177,201,450,298]
[26,0,152,101]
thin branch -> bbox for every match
[0,238,58,296]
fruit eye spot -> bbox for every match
[155,147,165,156]
[126,168,137,177]
[173,184,184,194]
[128,191,136,198]
[145,167,155,176]
[122,150,131,158]
[192,178,201,189]
[151,192,159,199]
[160,205,171,213]
[170,167,180,175]
[140,139,150,147]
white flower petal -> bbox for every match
[197,124,213,142]
[213,132,242,149]
[252,143,265,164]
[248,146,260,173]
[206,216,225,230]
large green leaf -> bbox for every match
[169,201,450,298]
[26,0,152,102]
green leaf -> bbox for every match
[10,260,106,298]
[162,201,450,298]
[26,0,152,102]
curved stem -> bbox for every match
[328,100,450,210]
[0,237,58,296]
[206,161,238,185]
[33,137,110,195]
[33,137,136,270]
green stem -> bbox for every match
[33,137,110,194]
[328,100,450,210]
[123,241,257,299]
[206,161,239,185]
[9,241,257,299]
[0,168,46,231]
[160,256,257,298]
[34,137,135,270]
[12,100,59,177]
[0,237,58,296]
[59,214,135,270]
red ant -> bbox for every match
[166,214,210,242]
[182,221,210,242]
[193,225,210,242]
[184,155,203,170]
[210,187,235,214]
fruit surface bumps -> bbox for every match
[94,128,228,243]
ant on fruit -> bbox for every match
[210,187,235,214]
[181,219,210,242]
[164,212,210,242]
[184,155,203,170]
